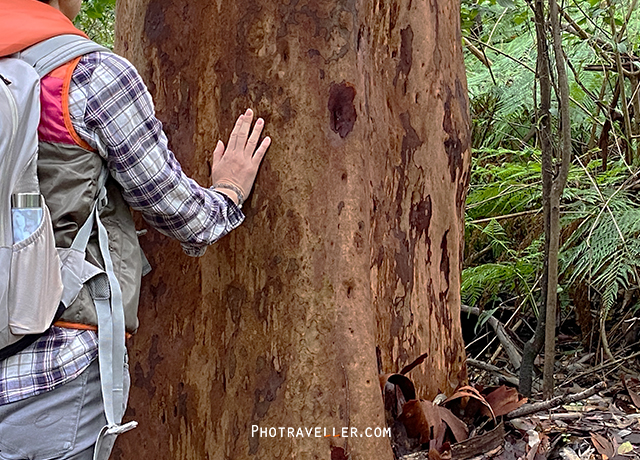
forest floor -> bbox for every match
[461,314,640,460]
[467,365,640,460]
[389,310,640,460]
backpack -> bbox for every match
[0,34,136,443]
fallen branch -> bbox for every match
[466,358,519,387]
[462,305,522,369]
[563,350,640,386]
[504,381,606,420]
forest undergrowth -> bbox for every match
[461,0,640,397]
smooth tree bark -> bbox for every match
[114,1,470,458]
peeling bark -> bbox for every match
[114,0,470,458]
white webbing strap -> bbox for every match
[19,34,109,78]
[68,170,136,459]
[91,179,137,459]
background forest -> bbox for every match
[461,0,640,394]
[78,0,640,393]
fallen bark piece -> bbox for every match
[505,382,606,420]
[398,421,505,460]
[452,420,505,460]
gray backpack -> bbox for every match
[0,35,136,451]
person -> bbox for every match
[0,0,271,459]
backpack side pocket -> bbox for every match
[8,204,63,335]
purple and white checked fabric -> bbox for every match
[0,51,243,405]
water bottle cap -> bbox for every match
[12,193,41,208]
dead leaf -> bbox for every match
[526,430,540,460]
[484,386,527,417]
[400,352,429,376]
[559,447,580,460]
[509,418,536,432]
[399,399,431,443]
[381,373,416,420]
[438,405,469,443]
[443,385,496,422]
[592,432,615,460]
[622,375,640,411]
[422,400,446,443]
[379,373,416,400]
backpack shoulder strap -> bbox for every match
[17,34,109,77]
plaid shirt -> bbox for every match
[0,51,244,405]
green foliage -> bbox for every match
[461,0,638,151]
[466,148,542,220]
[560,164,640,314]
[74,0,115,48]
[464,146,640,323]
[462,0,640,334]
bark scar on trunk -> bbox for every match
[393,25,413,89]
[328,82,357,138]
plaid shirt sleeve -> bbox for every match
[68,52,244,257]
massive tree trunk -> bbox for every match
[114,1,470,459]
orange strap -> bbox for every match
[61,56,95,151]
[54,321,132,339]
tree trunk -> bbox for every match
[114,1,470,459]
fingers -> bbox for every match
[252,136,271,163]
[212,140,224,164]
[245,118,264,156]
[237,109,253,150]
[228,112,245,151]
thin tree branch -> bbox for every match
[463,36,493,68]
[505,381,606,420]
[466,359,520,387]
[608,0,634,163]
[462,305,522,369]
[469,209,542,225]
[543,0,573,399]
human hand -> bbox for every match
[211,109,271,207]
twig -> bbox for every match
[562,350,640,386]
[464,35,536,73]
[464,245,493,266]
[488,320,523,368]
[461,305,522,369]
[567,59,608,114]
[614,0,638,43]
[463,37,492,68]
[467,358,520,387]
[607,0,634,163]
[505,381,606,420]
[469,209,542,225]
